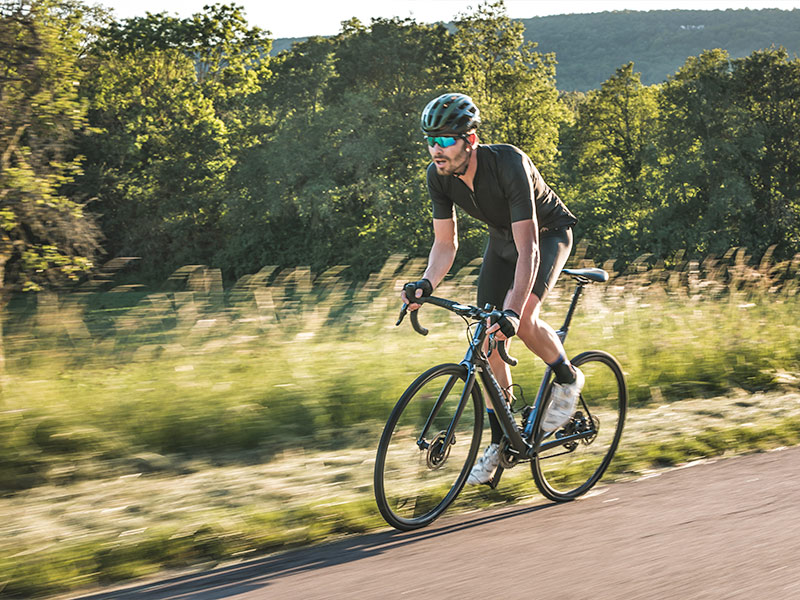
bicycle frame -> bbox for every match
[472,279,592,461]
[378,268,617,527]
[398,269,607,480]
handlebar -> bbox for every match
[397,284,518,367]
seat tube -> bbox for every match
[559,283,585,341]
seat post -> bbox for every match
[559,281,586,341]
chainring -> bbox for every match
[498,438,521,469]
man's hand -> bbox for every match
[401,279,433,311]
[487,309,520,341]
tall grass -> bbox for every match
[2,247,799,493]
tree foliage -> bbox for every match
[0,0,101,292]
[559,63,659,260]
[454,2,565,168]
[4,0,800,288]
[558,48,800,266]
[648,48,800,259]
[78,3,270,275]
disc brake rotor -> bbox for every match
[426,431,453,469]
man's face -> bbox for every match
[428,136,470,176]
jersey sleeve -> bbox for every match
[497,151,536,224]
[426,163,455,220]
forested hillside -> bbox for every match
[274,9,800,91]
[522,9,800,90]
[2,0,799,291]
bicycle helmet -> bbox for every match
[420,93,480,136]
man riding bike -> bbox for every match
[402,92,584,485]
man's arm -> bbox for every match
[402,217,458,309]
[423,217,458,287]
[486,218,538,341]
[505,218,539,316]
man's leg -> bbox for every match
[518,230,584,431]
[486,291,569,390]
[515,293,564,364]
[489,228,582,432]
[487,227,573,390]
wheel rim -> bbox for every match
[376,366,481,528]
[533,352,626,500]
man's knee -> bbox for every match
[517,315,544,341]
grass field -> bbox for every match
[2,247,800,597]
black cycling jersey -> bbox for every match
[426,144,577,239]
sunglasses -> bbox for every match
[424,135,464,148]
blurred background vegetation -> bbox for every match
[2,0,800,597]
[2,246,799,493]
[1,248,800,597]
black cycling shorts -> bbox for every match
[476,227,573,310]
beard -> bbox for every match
[433,147,470,176]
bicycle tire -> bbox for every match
[531,350,626,502]
[374,363,484,530]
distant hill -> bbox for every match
[270,9,800,92]
[522,9,800,91]
[270,36,305,55]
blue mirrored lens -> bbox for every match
[425,136,458,148]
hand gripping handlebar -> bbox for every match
[397,283,518,367]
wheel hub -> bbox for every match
[571,411,599,445]
[426,431,453,469]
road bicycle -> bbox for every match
[373,268,627,531]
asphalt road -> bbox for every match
[73,445,800,600]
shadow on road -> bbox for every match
[72,502,554,599]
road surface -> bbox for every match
[72,445,800,600]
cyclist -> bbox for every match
[402,92,584,485]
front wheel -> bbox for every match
[531,350,626,502]
[374,363,483,530]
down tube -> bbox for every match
[478,369,527,451]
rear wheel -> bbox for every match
[374,364,483,530]
[531,351,626,502]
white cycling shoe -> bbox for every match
[541,367,585,433]
[467,443,500,485]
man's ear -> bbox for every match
[467,133,479,148]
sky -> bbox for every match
[95,1,800,38]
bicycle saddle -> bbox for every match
[562,268,609,283]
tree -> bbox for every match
[652,49,757,257]
[79,3,270,276]
[0,0,101,293]
[732,47,800,256]
[454,1,566,169]
[218,17,463,278]
[559,63,659,262]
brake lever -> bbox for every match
[396,303,408,326]
[487,333,497,357]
